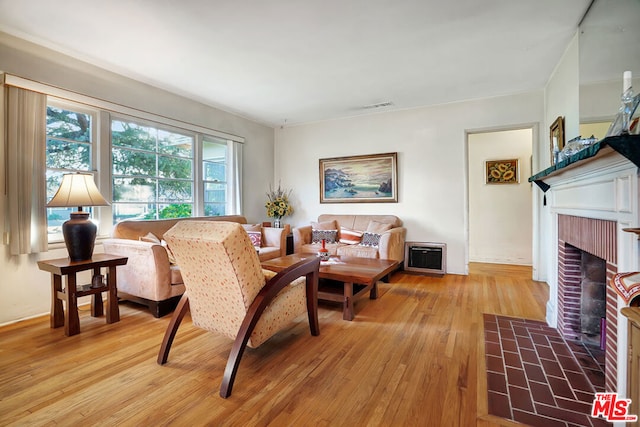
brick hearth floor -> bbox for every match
[484,314,610,427]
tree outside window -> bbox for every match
[111,120,194,222]
[45,105,94,241]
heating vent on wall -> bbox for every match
[404,242,446,275]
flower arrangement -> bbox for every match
[265,183,293,220]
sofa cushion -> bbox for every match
[312,229,338,244]
[170,264,183,285]
[337,244,379,259]
[311,220,338,231]
[301,242,343,256]
[257,246,281,261]
[339,227,363,245]
[366,220,393,234]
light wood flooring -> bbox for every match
[0,263,547,426]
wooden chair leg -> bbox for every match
[220,315,258,398]
[157,295,190,365]
[306,270,320,336]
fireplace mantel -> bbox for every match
[529,134,640,191]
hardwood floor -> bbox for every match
[0,263,547,426]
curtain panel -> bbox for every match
[228,140,243,215]
[5,85,48,255]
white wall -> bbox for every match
[468,129,533,265]
[532,31,580,284]
[275,92,544,275]
[580,76,640,122]
[546,33,580,144]
[0,33,275,325]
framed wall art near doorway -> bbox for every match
[485,159,519,184]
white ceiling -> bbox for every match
[0,0,609,127]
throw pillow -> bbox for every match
[139,232,161,244]
[310,220,338,231]
[312,229,338,244]
[366,220,393,234]
[339,227,363,245]
[246,231,262,248]
[242,224,262,233]
[161,239,177,264]
[360,232,381,247]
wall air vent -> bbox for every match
[361,101,394,110]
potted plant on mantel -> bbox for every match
[265,183,293,228]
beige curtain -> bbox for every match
[5,85,48,255]
[228,140,243,215]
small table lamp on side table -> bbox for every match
[46,172,110,262]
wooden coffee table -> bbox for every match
[262,254,398,320]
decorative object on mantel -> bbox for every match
[550,116,564,165]
[265,182,293,228]
[611,272,640,305]
[485,159,519,184]
[606,71,640,137]
[556,135,598,163]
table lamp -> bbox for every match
[47,172,110,261]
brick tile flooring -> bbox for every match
[483,314,610,427]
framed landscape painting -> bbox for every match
[319,152,398,203]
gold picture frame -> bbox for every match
[550,116,564,165]
[319,152,398,203]
[485,159,519,184]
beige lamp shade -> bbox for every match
[47,172,109,209]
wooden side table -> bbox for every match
[37,254,128,336]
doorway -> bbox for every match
[467,128,533,265]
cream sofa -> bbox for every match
[293,214,406,262]
[102,216,289,317]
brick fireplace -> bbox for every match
[556,214,618,391]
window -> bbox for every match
[111,119,194,222]
[40,88,241,236]
[45,103,97,241]
[203,136,228,216]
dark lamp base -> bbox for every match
[62,212,97,262]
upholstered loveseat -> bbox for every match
[293,214,406,262]
[101,216,289,317]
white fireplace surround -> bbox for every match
[542,145,638,397]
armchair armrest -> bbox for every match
[293,225,312,253]
[377,227,407,262]
[101,238,173,300]
[262,224,291,257]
